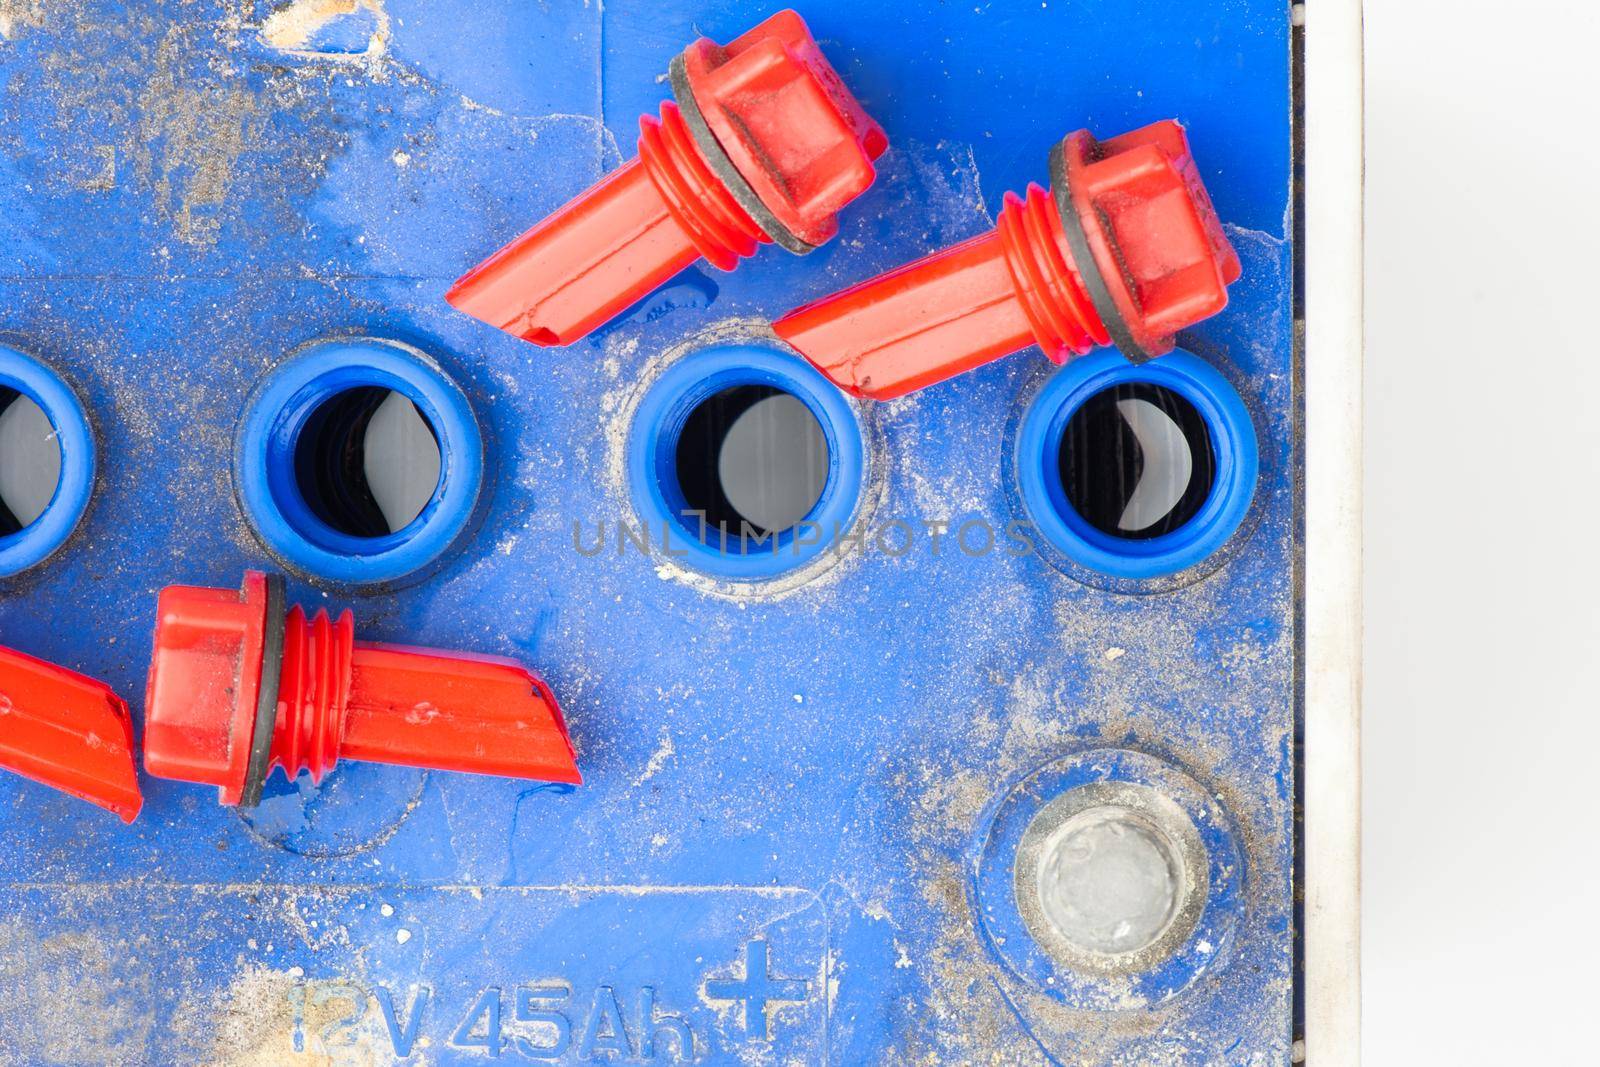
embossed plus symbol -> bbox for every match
[702,938,812,1040]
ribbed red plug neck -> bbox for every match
[639,101,768,270]
[269,604,354,786]
[996,183,1110,361]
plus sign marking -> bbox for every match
[702,938,813,1040]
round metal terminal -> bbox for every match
[669,53,817,256]
[972,747,1245,1011]
[1013,782,1208,975]
[1037,810,1179,953]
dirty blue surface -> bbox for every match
[0,1,1295,1063]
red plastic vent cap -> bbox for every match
[773,120,1241,400]
[143,571,580,806]
[446,10,886,348]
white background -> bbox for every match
[1363,1,1600,1061]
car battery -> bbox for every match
[0,1,1360,1062]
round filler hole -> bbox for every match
[0,344,95,578]
[628,342,866,582]
[0,389,63,536]
[294,387,442,538]
[1059,382,1215,540]
[1014,349,1258,583]
[236,338,484,586]
[674,385,829,545]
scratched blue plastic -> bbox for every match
[0,1,1295,1062]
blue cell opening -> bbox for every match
[236,339,483,586]
[1016,349,1258,580]
[628,343,865,581]
[0,345,95,578]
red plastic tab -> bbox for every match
[0,644,142,822]
[341,643,579,786]
[143,571,580,805]
[773,121,1240,400]
[446,9,885,348]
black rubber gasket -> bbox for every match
[668,52,816,256]
[239,571,287,808]
[1048,139,1155,363]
